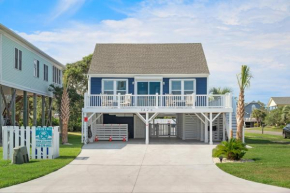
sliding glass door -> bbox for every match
[137,82,161,106]
[137,82,161,95]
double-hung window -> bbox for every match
[34,60,39,78]
[170,79,195,95]
[44,64,48,81]
[102,79,128,95]
[15,48,22,70]
[53,66,62,84]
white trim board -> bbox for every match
[0,80,52,97]
[88,74,210,78]
[82,107,233,114]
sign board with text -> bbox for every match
[36,127,53,147]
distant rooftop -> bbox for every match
[268,97,290,107]
[88,43,210,75]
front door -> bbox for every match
[137,82,161,106]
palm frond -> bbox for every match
[236,65,253,90]
[209,87,233,94]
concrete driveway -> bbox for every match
[1,141,290,193]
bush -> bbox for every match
[213,138,248,160]
[254,123,259,127]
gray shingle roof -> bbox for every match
[88,43,210,75]
[271,97,290,105]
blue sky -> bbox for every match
[1,0,290,103]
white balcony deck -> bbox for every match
[83,93,233,113]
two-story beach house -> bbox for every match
[0,24,64,134]
[82,43,236,144]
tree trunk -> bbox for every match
[62,123,68,144]
[61,88,70,144]
[236,89,244,140]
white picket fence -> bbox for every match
[2,126,59,160]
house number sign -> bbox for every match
[140,108,153,112]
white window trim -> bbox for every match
[14,47,22,71]
[169,79,196,95]
[102,79,129,95]
[135,80,163,95]
[44,64,48,81]
[33,59,39,78]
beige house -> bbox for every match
[267,97,290,109]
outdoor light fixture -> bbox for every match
[219,156,223,163]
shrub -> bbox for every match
[214,138,248,160]
[254,123,259,127]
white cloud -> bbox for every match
[50,0,86,20]
[17,0,290,103]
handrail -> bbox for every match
[85,94,232,108]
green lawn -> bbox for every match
[247,126,283,132]
[216,132,290,189]
[0,132,82,189]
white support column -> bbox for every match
[209,113,213,145]
[204,114,208,143]
[81,112,84,143]
[84,113,87,144]
[229,112,232,141]
[222,113,226,141]
[200,120,204,142]
[145,112,149,145]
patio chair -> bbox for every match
[120,94,132,106]
[166,94,175,107]
[185,94,194,106]
[101,94,113,106]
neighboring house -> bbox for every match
[244,101,261,127]
[0,24,65,130]
[82,43,235,144]
[267,97,290,110]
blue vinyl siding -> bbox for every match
[90,77,134,94]
[91,77,207,95]
[90,77,102,94]
[128,78,134,94]
[196,78,207,94]
[163,78,170,94]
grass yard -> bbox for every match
[216,132,290,189]
[247,126,283,132]
[0,132,82,189]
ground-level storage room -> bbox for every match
[85,113,225,142]
[176,113,224,142]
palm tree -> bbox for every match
[209,87,232,94]
[236,65,252,140]
[60,74,70,144]
[281,105,290,124]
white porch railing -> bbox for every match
[84,93,232,109]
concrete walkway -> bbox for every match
[1,141,290,193]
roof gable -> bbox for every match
[88,43,210,75]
